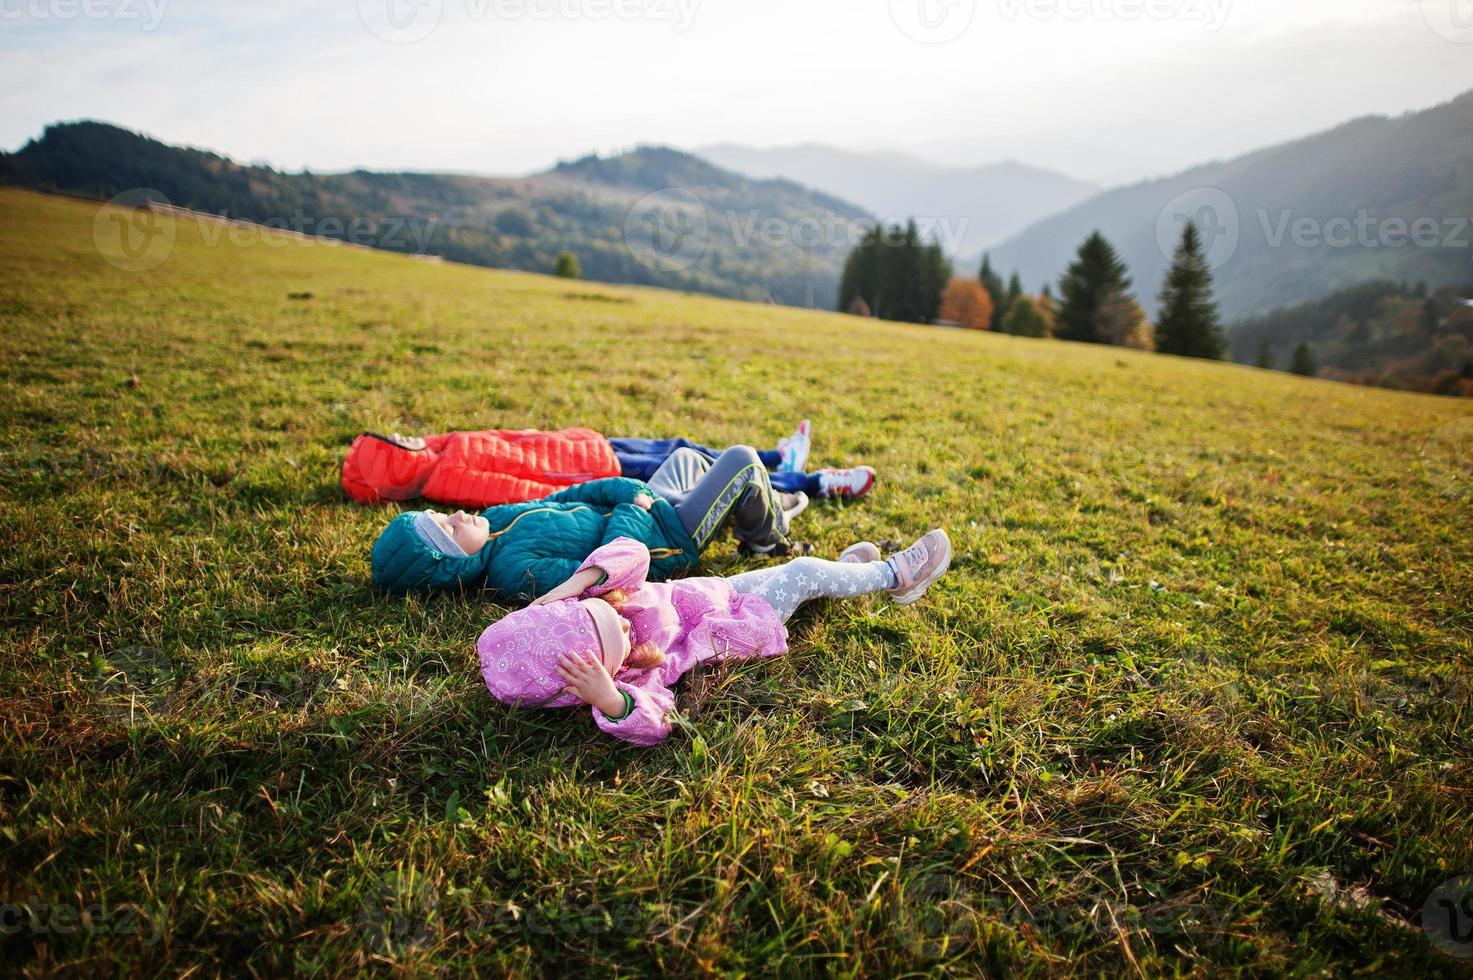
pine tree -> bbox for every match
[1005,273,1023,319]
[979,254,1006,331]
[1290,342,1317,377]
[553,251,580,279]
[1155,223,1224,359]
[837,222,950,325]
[1002,294,1051,338]
[1056,231,1133,345]
[1255,340,1273,369]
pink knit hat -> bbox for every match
[477,598,618,707]
[581,596,626,670]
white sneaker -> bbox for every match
[776,419,811,474]
[839,542,882,563]
[780,491,808,526]
[886,530,951,605]
[817,466,876,499]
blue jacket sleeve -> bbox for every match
[544,477,652,508]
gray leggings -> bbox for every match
[648,446,789,551]
[727,556,896,622]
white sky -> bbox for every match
[2,0,1471,186]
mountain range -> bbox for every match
[0,122,868,309]
[695,143,1099,258]
[985,90,1473,322]
[4,91,1472,329]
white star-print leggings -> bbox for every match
[726,557,898,623]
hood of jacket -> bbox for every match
[370,512,493,594]
[343,434,440,504]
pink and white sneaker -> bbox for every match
[886,529,951,605]
[839,541,882,563]
[776,419,811,474]
[817,466,876,499]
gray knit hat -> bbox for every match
[411,511,467,557]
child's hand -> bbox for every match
[555,651,625,716]
[633,493,653,511]
[531,567,604,605]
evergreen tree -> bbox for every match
[979,254,1006,330]
[838,226,883,315]
[1290,342,1317,377]
[1056,231,1133,345]
[1004,273,1023,325]
[837,221,951,325]
[553,251,580,278]
[921,239,952,324]
[1003,294,1052,338]
[1255,340,1273,369]
[1155,222,1225,359]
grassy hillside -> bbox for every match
[989,90,1473,322]
[0,122,868,309]
[2,186,1471,976]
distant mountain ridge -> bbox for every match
[985,90,1473,322]
[695,142,1099,257]
[0,122,872,308]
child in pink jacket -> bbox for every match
[477,530,951,746]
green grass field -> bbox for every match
[2,186,1472,976]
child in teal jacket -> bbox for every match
[372,446,805,601]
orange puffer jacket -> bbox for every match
[342,428,622,507]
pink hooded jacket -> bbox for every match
[477,537,789,746]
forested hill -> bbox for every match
[0,121,871,307]
[987,90,1473,321]
[1230,281,1473,396]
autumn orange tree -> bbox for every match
[938,277,994,330]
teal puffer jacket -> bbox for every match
[371,477,700,600]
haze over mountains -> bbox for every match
[696,143,1099,257]
[4,88,1470,332]
[986,90,1473,322]
[0,123,866,309]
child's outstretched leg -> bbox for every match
[650,446,798,553]
[728,556,894,620]
[727,530,951,619]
